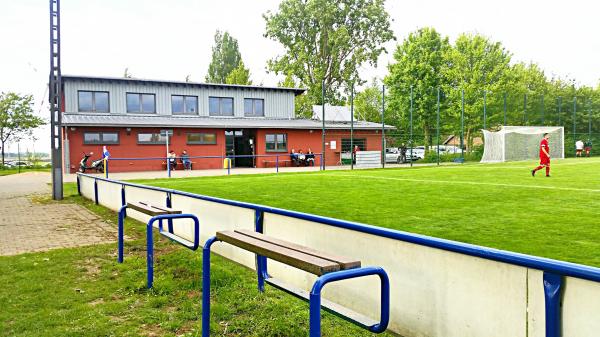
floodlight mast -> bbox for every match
[49,0,63,200]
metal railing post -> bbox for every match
[276,154,279,173]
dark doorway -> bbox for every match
[225,129,256,167]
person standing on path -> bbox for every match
[531,133,551,177]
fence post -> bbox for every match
[276,154,279,173]
[76,174,81,195]
[105,158,109,179]
[93,178,98,205]
[227,157,231,175]
[436,87,440,166]
[543,272,563,337]
[166,193,173,233]
[120,185,126,218]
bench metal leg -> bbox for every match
[309,267,390,337]
[147,221,154,289]
[202,236,219,337]
[117,205,127,263]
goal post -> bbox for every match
[481,126,564,163]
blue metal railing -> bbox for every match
[102,153,324,178]
[79,173,600,337]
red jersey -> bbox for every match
[540,138,550,160]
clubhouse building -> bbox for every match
[61,75,391,173]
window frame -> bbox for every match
[341,138,367,152]
[136,132,167,145]
[186,132,217,145]
[208,96,234,116]
[265,133,288,152]
[83,131,120,145]
[126,92,156,113]
[244,98,265,117]
[77,90,110,113]
[171,95,199,115]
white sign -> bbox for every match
[330,140,337,150]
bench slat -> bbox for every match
[216,231,340,275]
[235,229,360,270]
[127,201,182,216]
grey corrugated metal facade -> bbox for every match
[62,75,302,119]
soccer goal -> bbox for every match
[481,126,564,163]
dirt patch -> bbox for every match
[88,298,105,306]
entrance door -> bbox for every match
[225,129,255,167]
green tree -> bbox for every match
[206,30,243,83]
[264,0,394,116]
[385,27,450,149]
[354,78,382,123]
[0,92,45,165]
[443,33,512,150]
[225,61,252,85]
[278,73,312,118]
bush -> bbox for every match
[420,145,483,163]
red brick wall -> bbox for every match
[65,127,384,173]
[254,129,383,167]
[65,127,225,173]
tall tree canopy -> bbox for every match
[353,78,382,123]
[385,27,450,148]
[205,30,244,84]
[0,92,45,165]
[264,0,395,117]
[443,33,512,149]
[225,60,252,85]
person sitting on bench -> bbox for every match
[297,149,306,166]
[306,148,315,166]
[290,148,299,166]
[180,150,192,170]
[167,150,177,170]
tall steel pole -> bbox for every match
[321,80,326,170]
[436,87,440,166]
[483,90,487,130]
[541,94,545,125]
[461,89,465,162]
[523,93,527,125]
[381,85,385,168]
[503,92,507,126]
[409,86,413,167]
[49,0,63,200]
[573,97,577,144]
[588,99,592,140]
[558,96,562,125]
[350,84,354,170]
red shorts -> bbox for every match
[540,156,550,165]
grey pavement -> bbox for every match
[0,172,118,256]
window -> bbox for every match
[172,95,198,115]
[244,98,264,117]
[127,93,156,113]
[209,97,234,116]
[341,138,366,152]
[83,132,119,144]
[186,133,217,145]
[265,134,287,152]
[137,133,167,144]
[78,91,109,112]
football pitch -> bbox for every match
[139,157,600,267]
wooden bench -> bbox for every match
[202,230,390,337]
[262,159,292,168]
[117,200,200,288]
[127,201,182,216]
[161,161,196,170]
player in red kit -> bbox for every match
[531,133,551,177]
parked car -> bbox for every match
[12,161,30,167]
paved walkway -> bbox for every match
[0,172,118,256]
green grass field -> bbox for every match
[138,157,600,267]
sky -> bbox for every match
[1,0,599,154]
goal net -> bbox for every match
[481,126,564,163]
